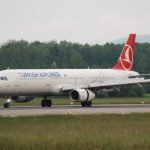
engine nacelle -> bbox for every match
[11,96,34,103]
[70,89,95,102]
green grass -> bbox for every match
[1,94,150,106]
[0,114,150,150]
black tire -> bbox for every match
[86,101,92,107]
[4,103,10,108]
[81,101,92,107]
[41,99,47,107]
[81,102,87,107]
[46,100,52,107]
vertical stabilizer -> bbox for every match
[113,34,136,71]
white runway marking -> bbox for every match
[0,104,150,117]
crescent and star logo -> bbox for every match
[119,44,133,70]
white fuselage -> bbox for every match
[0,69,139,96]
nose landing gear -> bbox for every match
[4,98,11,108]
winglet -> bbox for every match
[113,34,136,71]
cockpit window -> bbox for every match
[0,76,8,80]
[1,77,4,80]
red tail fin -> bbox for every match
[113,34,136,71]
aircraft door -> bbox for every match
[5,72,21,94]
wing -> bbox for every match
[88,78,150,89]
[62,78,150,92]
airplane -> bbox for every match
[1,34,150,108]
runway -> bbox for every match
[0,104,150,117]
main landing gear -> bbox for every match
[41,97,52,107]
[81,101,92,107]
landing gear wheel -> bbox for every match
[81,102,87,107]
[4,102,10,108]
[41,99,47,107]
[46,100,52,107]
[87,101,92,107]
[81,101,92,107]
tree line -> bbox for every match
[0,40,150,96]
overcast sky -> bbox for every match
[0,0,150,44]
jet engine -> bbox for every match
[11,96,34,103]
[70,89,95,102]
